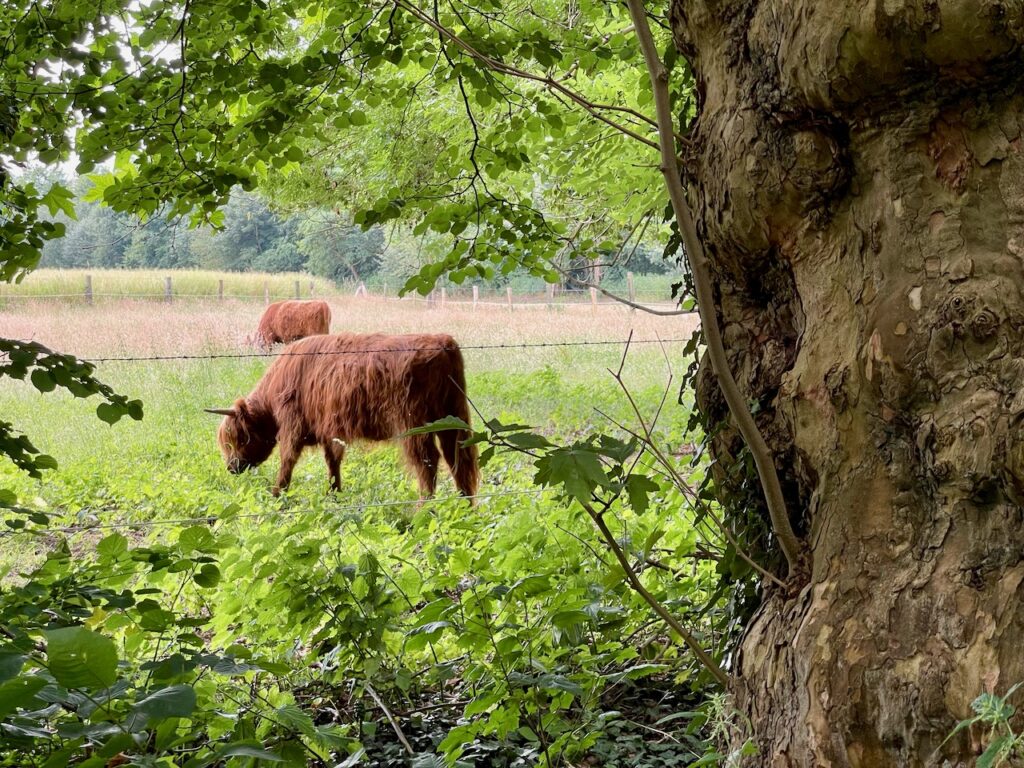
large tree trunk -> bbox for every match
[670,1,1024,764]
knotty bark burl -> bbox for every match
[670,1,1024,764]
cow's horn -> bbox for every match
[203,407,235,416]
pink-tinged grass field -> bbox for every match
[1,295,698,358]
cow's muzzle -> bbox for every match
[227,457,251,474]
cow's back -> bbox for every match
[257,300,331,345]
[255,333,464,442]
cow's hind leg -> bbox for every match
[403,434,440,499]
[438,430,480,501]
[324,439,345,492]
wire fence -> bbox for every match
[0,271,683,312]
[0,292,684,312]
[68,336,694,364]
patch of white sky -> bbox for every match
[7,0,182,181]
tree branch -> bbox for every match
[580,497,729,687]
[624,0,804,577]
[393,0,677,155]
[365,681,414,755]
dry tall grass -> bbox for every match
[0,296,699,358]
[0,268,336,300]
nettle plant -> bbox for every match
[944,685,1024,768]
[0,513,353,767]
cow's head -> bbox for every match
[205,398,277,474]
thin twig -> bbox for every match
[364,681,414,755]
[581,498,729,686]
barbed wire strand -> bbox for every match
[56,337,693,364]
[1,488,553,538]
[0,292,683,307]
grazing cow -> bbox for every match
[254,300,331,347]
[206,332,480,499]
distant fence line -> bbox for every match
[0,272,683,312]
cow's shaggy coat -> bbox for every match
[211,332,480,498]
[255,300,331,347]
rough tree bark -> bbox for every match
[670,1,1024,765]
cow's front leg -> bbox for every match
[324,438,346,492]
[273,433,303,496]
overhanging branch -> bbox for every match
[393,0,680,155]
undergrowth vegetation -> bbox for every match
[0,305,744,767]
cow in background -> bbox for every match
[254,300,331,347]
[206,332,480,499]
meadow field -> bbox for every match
[0,268,683,308]
[0,268,337,302]
[0,293,728,767]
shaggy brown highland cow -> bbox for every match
[254,299,331,347]
[206,332,480,498]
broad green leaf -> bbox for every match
[626,474,660,514]
[178,525,218,553]
[130,684,197,721]
[40,184,77,220]
[216,742,285,762]
[0,675,47,718]
[96,403,123,425]
[45,627,118,689]
[96,533,129,559]
[194,564,221,588]
[275,703,315,736]
[534,447,608,501]
[978,734,1013,768]
[403,416,471,435]
[30,369,57,393]
[0,646,26,683]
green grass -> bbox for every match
[1,347,691,524]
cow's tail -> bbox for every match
[317,301,332,334]
[441,344,480,501]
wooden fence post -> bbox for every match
[472,285,479,311]
[440,287,447,309]
[546,282,554,309]
[382,282,388,300]
[164,276,172,303]
[218,279,224,301]
[506,286,513,312]
[264,281,270,305]
[84,274,92,305]
[627,271,635,312]
[589,287,598,309]
[294,280,300,299]
[309,281,315,298]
